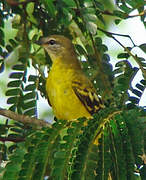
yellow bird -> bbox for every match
[37,35,104,120]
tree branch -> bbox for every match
[0,107,51,129]
[101,10,146,19]
[97,27,136,47]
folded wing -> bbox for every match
[72,80,104,115]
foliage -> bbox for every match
[0,0,146,180]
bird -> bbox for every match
[36,35,104,121]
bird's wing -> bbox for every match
[72,77,104,115]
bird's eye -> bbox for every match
[48,39,56,45]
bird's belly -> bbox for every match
[46,77,91,120]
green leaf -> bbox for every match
[102,54,110,62]
[139,43,146,53]
[126,103,136,109]
[9,72,24,79]
[6,45,13,52]
[4,162,20,171]
[9,127,23,134]
[0,125,8,135]
[23,100,36,109]
[140,79,146,85]
[25,84,36,91]
[3,143,26,179]
[1,51,7,58]
[9,105,16,111]
[62,0,76,7]
[0,47,2,54]
[6,88,22,96]
[9,39,18,47]
[84,14,98,23]
[54,151,66,159]
[85,44,94,54]
[26,2,34,15]
[82,8,95,14]
[118,77,128,85]
[86,21,97,35]
[24,108,36,116]
[95,37,102,45]
[140,165,146,180]
[28,75,38,82]
[95,1,104,11]
[115,19,121,25]
[136,84,144,91]
[7,97,18,104]
[132,89,142,97]
[23,92,37,100]
[113,68,123,75]
[7,80,22,87]
[124,0,137,8]
[26,2,38,25]
[62,8,72,26]
[0,28,4,46]
[100,44,108,52]
[0,61,4,73]
[75,44,86,55]
[0,17,4,28]
[117,53,130,59]
[119,4,132,14]
[43,0,56,17]
[97,14,105,24]
[12,64,25,71]
[129,96,139,104]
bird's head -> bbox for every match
[36,35,75,61]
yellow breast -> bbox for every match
[46,61,91,120]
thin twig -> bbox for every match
[127,10,146,18]
[97,28,146,78]
[97,27,136,47]
[112,36,146,78]
[0,107,51,129]
[101,10,146,19]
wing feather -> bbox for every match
[72,80,104,115]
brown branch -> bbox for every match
[0,136,25,143]
[97,27,136,47]
[0,108,51,129]
[101,10,146,19]
[127,10,146,18]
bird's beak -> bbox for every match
[35,37,44,46]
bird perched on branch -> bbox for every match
[36,35,104,120]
